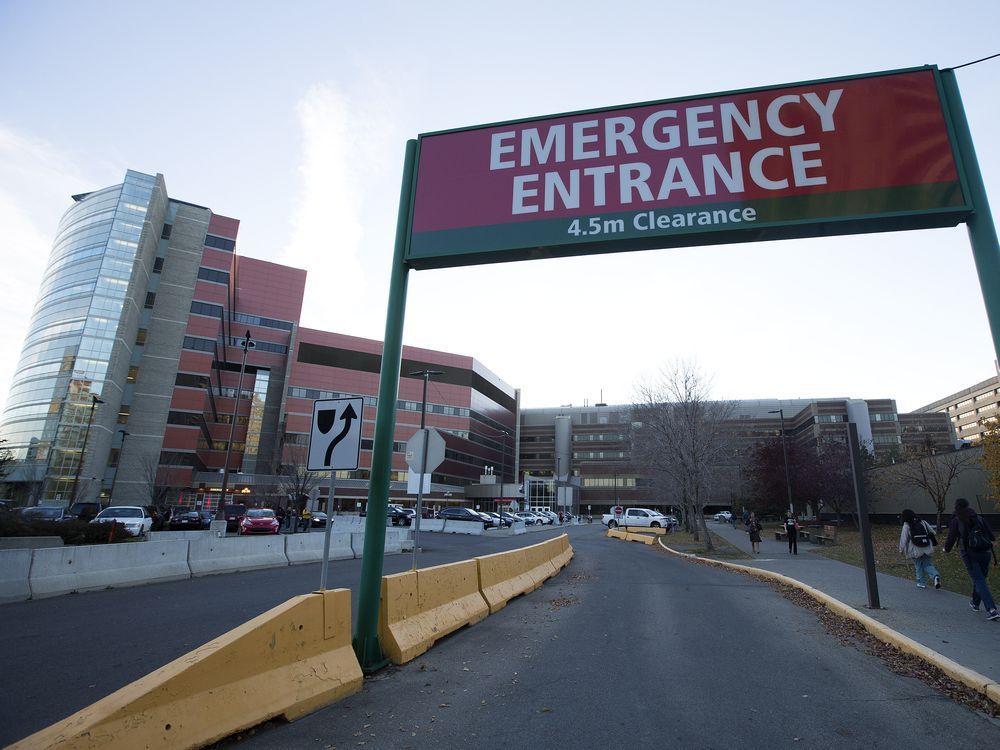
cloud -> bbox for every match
[280,80,402,336]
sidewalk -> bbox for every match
[695,520,999,684]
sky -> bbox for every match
[1,0,998,414]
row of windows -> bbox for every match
[226,336,287,354]
[204,234,236,251]
[191,301,224,318]
[573,433,625,442]
[198,267,230,284]
[573,451,628,460]
[286,385,475,419]
[183,336,217,353]
[870,413,897,422]
[232,311,294,332]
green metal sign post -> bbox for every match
[352,139,416,672]
[941,69,1000,363]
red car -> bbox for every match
[238,508,280,535]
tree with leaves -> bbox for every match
[277,443,322,514]
[631,361,735,551]
[977,418,1000,509]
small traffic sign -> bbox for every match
[405,428,445,472]
[307,398,364,471]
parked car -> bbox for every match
[238,508,280,535]
[169,510,212,531]
[64,501,103,522]
[500,511,521,525]
[388,506,413,527]
[513,511,538,526]
[529,511,554,525]
[713,511,733,522]
[437,506,491,529]
[22,506,70,522]
[477,511,498,528]
[311,511,329,528]
[224,504,248,532]
[536,510,560,524]
[487,511,512,527]
[90,506,154,536]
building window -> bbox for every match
[144,292,156,308]
[117,405,130,425]
[127,366,139,384]
[182,336,216,353]
[135,328,148,345]
[191,301,224,318]
[197,267,230,284]
[152,257,165,273]
[204,234,236,251]
[160,224,172,239]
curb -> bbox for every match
[657,538,1000,709]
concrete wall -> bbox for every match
[0,549,32,603]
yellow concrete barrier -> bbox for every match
[607,529,628,540]
[548,533,574,571]
[475,535,572,614]
[379,559,488,664]
[625,526,666,534]
[625,532,655,545]
[12,589,361,750]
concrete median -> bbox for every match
[0,549,32,603]
[378,559,489,664]
[442,519,484,535]
[285,532,353,564]
[188,535,287,577]
[29,540,191,598]
[11,588,362,750]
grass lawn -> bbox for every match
[773,523,1000,596]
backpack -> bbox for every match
[909,519,931,548]
[966,516,994,553]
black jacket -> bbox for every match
[943,509,995,553]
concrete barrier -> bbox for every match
[149,530,213,542]
[384,529,403,554]
[475,538,557,614]
[625,532,655,545]
[0,536,63,549]
[442,519,484,535]
[188,535,287,577]
[549,533,574,571]
[413,519,445,533]
[607,528,628,540]
[378,559,489,664]
[0,549,32,603]
[12,588,362,750]
[284,532,353,564]
[29,540,191,598]
[624,526,666,535]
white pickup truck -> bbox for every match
[602,507,674,529]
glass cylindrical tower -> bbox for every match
[0,171,158,503]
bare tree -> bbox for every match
[135,453,186,509]
[277,444,322,513]
[886,437,978,530]
[631,361,736,551]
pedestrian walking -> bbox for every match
[898,509,941,589]
[741,509,750,529]
[747,513,762,554]
[941,497,998,620]
[784,513,799,555]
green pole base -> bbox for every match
[353,635,389,674]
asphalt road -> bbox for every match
[4,524,1000,748]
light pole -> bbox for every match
[217,331,255,520]
[108,429,129,502]
[408,369,442,567]
[768,408,794,515]
[71,394,104,503]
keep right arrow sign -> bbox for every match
[307,397,364,471]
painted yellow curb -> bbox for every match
[11,589,362,750]
[657,539,1000,709]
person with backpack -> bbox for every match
[942,497,998,621]
[784,513,800,555]
[898,509,941,589]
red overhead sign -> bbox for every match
[406,67,969,269]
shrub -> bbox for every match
[0,513,135,545]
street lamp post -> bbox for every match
[108,429,129,502]
[217,331,255,521]
[408,369,442,567]
[71,394,104,503]
[768,408,794,515]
